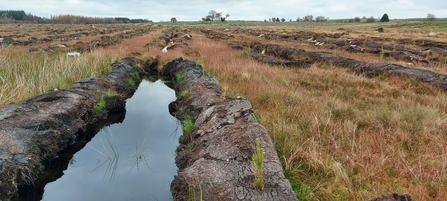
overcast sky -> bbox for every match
[3,0,446,22]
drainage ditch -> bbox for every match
[0,56,297,200]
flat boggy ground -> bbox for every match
[2,20,447,200]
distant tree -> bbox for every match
[366,16,376,23]
[202,10,229,22]
[380,13,389,22]
[271,17,276,22]
[427,13,436,21]
[220,13,230,22]
[115,17,131,23]
[129,19,151,23]
[276,18,280,22]
[216,12,222,20]
[170,17,177,22]
[303,14,313,21]
[354,17,361,22]
[281,17,285,22]
[201,16,211,22]
[315,16,327,22]
[0,10,26,20]
[296,17,301,21]
[23,14,47,23]
[208,10,219,21]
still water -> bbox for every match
[41,79,180,201]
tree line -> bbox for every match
[266,15,328,22]
[0,10,151,24]
[0,10,26,20]
[264,13,439,23]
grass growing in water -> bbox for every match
[89,127,119,183]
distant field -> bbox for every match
[1,20,447,200]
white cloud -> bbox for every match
[2,0,445,21]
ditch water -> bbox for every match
[18,79,181,201]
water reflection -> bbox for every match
[36,79,180,201]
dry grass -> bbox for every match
[0,45,123,107]
[182,32,447,200]
[2,22,447,200]
[0,25,162,107]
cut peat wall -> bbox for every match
[0,57,146,199]
[159,58,297,201]
[249,42,447,91]
[0,55,296,200]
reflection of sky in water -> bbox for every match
[42,80,180,201]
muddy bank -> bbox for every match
[14,112,126,201]
[157,58,297,200]
[248,42,447,91]
[0,57,149,199]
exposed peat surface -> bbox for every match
[5,23,447,200]
[14,79,181,201]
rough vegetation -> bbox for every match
[158,58,296,200]
[0,57,148,198]
[1,20,447,200]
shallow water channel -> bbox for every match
[20,79,181,201]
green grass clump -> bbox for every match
[177,88,189,98]
[126,78,137,88]
[129,71,140,78]
[253,137,265,191]
[93,97,106,113]
[126,71,140,88]
[175,71,185,83]
[100,89,120,97]
[182,114,195,133]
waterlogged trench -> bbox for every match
[20,80,181,200]
[2,56,297,200]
